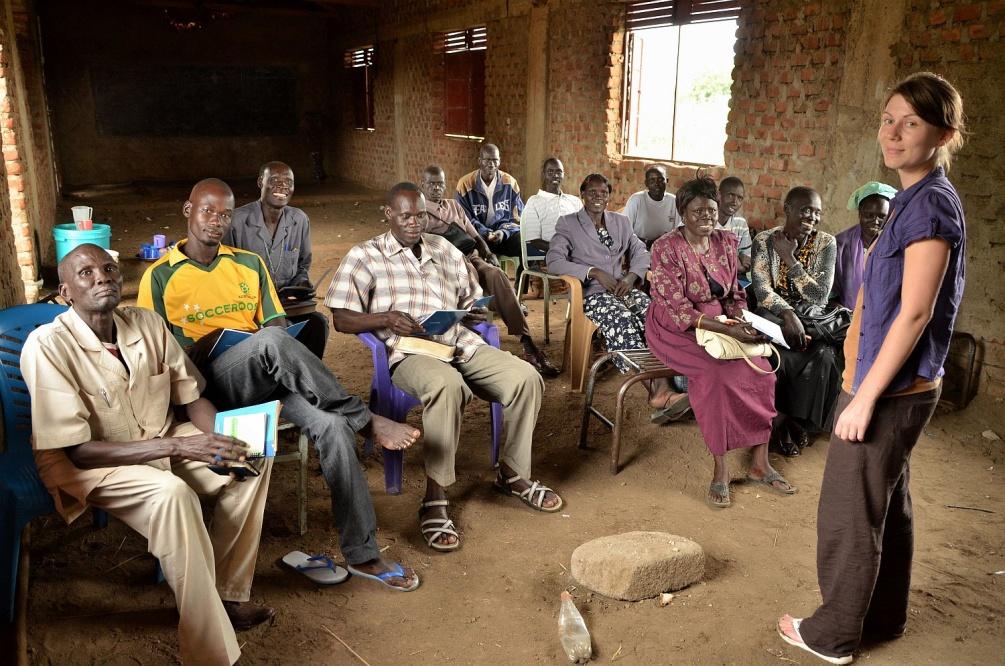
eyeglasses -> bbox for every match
[688,207,717,219]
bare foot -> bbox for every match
[368,414,420,450]
[648,388,675,408]
[351,558,419,590]
[778,614,800,642]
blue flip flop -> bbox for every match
[281,551,349,585]
[346,562,420,592]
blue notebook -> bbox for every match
[213,399,281,458]
[418,296,494,335]
[208,320,308,361]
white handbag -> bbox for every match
[695,315,778,374]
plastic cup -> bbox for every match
[153,234,167,248]
[71,206,93,223]
[77,219,93,231]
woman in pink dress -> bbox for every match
[645,175,796,508]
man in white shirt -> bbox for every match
[621,164,681,247]
[520,157,582,298]
[522,157,583,254]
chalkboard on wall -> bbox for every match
[91,65,298,136]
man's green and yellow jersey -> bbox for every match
[137,240,285,347]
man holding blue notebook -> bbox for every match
[328,182,564,554]
[138,179,422,594]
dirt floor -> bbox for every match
[23,181,1005,665]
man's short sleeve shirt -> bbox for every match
[137,240,285,347]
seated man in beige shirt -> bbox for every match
[327,182,563,553]
[22,244,273,666]
[418,165,558,377]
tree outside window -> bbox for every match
[623,1,740,165]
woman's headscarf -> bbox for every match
[846,181,898,211]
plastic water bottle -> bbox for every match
[558,591,592,663]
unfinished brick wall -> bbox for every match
[331,8,531,194]
[724,1,852,230]
[892,0,1005,395]
[10,0,58,268]
[0,38,26,309]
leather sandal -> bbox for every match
[419,499,460,552]
[494,472,563,512]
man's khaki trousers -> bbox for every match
[86,456,273,665]
[392,345,543,487]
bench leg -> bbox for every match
[611,373,656,475]
[580,353,614,449]
[297,434,309,536]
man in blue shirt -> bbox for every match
[455,143,526,263]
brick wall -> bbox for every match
[328,0,1004,396]
[40,0,330,186]
[330,8,530,193]
[724,0,852,230]
[892,0,1005,395]
[0,39,27,308]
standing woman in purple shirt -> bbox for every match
[777,72,967,664]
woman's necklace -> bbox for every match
[684,234,710,255]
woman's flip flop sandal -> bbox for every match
[346,562,420,592]
[748,470,797,495]
[280,551,349,585]
[777,617,854,665]
[707,481,731,508]
[419,499,461,552]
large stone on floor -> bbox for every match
[571,531,704,601]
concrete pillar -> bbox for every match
[523,3,549,190]
[392,38,407,182]
[820,0,909,223]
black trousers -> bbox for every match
[488,231,525,289]
[288,310,329,359]
[799,387,941,658]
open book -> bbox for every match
[741,309,790,349]
[208,320,308,361]
[418,295,493,335]
[209,400,281,477]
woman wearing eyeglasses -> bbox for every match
[646,175,795,509]
[750,187,841,457]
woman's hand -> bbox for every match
[781,310,810,351]
[774,231,799,266]
[834,394,875,442]
[721,321,769,345]
[589,268,621,294]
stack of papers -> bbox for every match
[741,309,790,349]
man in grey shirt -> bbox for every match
[225,161,328,358]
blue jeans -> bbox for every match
[204,327,379,564]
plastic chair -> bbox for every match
[515,241,570,344]
[358,322,503,495]
[0,303,67,621]
[558,275,600,393]
[496,255,519,280]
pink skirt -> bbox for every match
[646,306,776,456]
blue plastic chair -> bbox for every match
[0,303,67,622]
[358,322,503,495]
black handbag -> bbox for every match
[439,223,477,255]
[793,303,852,346]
